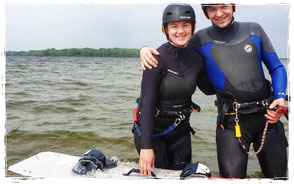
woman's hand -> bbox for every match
[139,149,155,177]
[140,47,160,70]
[265,98,286,124]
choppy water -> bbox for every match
[5,56,289,178]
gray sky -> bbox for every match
[5,3,290,58]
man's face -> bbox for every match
[206,4,234,28]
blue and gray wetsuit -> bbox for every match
[189,21,287,178]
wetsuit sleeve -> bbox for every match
[139,55,164,149]
[259,24,287,99]
[197,64,216,95]
[188,31,202,49]
[189,36,216,95]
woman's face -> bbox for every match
[167,21,192,48]
[207,4,234,28]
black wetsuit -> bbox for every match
[134,42,214,170]
[189,21,288,178]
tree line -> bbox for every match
[6,48,140,58]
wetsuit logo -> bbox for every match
[213,40,226,44]
[244,44,253,53]
[167,69,179,75]
[180,16,191,19]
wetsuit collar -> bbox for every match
[208,17,238,42]
[163,42,190,66]
[166,42,190,59]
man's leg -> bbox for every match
[216,127,249,178]
[255,121,288,178]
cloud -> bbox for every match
[5,3,290,58]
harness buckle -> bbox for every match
[173,112,185,127]
[233,102,241,123]
[262,100,270,108]
[173,118,181,127]
[233,102,241,111]
[154,108,160,117]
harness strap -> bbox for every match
[155,102,200,117]
[155,108,192,117]
[238,97,273,109]
[216,95,274,126]
[135,112,191,139]
[135,124,177,139]
[133,100,199,138]
[135,123,195,139]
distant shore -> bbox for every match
[5,48,289,61]
[6,48,140,58]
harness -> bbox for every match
[215,89,274,127]
[135,110,187,139]
[215,90,275,155]
[132,100,200,139]
[216,90,289,156]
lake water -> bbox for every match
[5,56,289,178]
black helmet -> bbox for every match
[162,3,196,39]
[201,3,236,19]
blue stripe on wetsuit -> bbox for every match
[249,35,264,77]
[250,35,287,99]
[193,44,226,91]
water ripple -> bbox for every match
[5,56,289,178]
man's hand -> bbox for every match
[140,47,160,70]
[139,149,155,177]
[265,98,286,124]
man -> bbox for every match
[140,4,287,178]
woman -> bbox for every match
[133,3,214,177]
